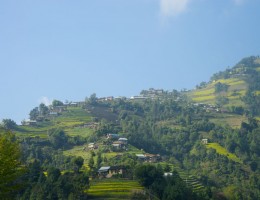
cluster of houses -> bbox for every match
[136,153,161,163]
[193,103,220,113]
[106,134,129,151]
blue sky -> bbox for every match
[0,0,260,123]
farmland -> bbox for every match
[206,143,242,163]
[87,179,144,200]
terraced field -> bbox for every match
[206,143,242,163]
[87,179,144,200]
[209,113,247,129]
[188,78,247,106]
[15,107,93,138]
[173,167,205,192]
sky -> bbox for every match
[0,0,260,123]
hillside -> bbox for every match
[1,56,260,199]
[187,56,260,109]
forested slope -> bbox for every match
[0,56,260,199]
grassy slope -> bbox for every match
[188,78,247,106]
[87,179,143,200]
[206,143,242,163]
[15,107,93,138]
[208,113,247,129]
[186,77,248,128]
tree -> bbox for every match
[1,119,17,130]
[73,156,84,173]
[134,164,163,188]
[89,93,97,105]
[0,131,26,199]
[96,152,102,169]
[88,155,94,169]
[215,82,229,93]
[52,100,64,107]
[47,167,61,182]
[39,103,49,116]
[48,129,68,149]
[29,107,39,120]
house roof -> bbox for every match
[98,166,110,172]
[118,138,128,141]
[136,154,145,158]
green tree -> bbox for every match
[88,155,94,169]
[1,119,17,130]
[73,156,84,173]
[96,152,102,169]
[215,82,229,93]
[0,131,26,199]
[52,99,64,107]
[48,129,68,149]
[29,107,39,120]
[39,103,49,116]
[89,93,97,105]
[134,164,163,188]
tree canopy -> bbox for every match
[0,131,26,199]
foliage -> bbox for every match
[0,131,26,199]
[215,82,229,93]
[73,156,84,173]
[18,169,89,200]
[1,118,17,130]
[48,129,68,149]
[52,99,64,107]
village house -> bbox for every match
[144,153,161,163]
[118,137,128,144]
[88,143,98,150]
[164,172,173,177]
[201,138,208,144]
[135,153,161,163]
[51,105,67,113]
[136,154,146,161]
[112,141,126,150]
[98,166,126,178]
[49,111,58,116]
[22,119,37,126]
[107,133,119,140]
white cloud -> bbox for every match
[38,96,52,106]
[160,0,191,17]
[232,0,245,6]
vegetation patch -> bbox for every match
[209,114,247,128]
[87,179,143,199]
[206,143,242,163]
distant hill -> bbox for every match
[187,56,260,112]
[2,55,260,200]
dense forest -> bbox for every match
[0,56,260,199]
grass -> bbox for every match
[65,127,94,137]
[15,106,94,139]
[209,113,247,129]
[256,67,260,72]
[206,143,242,163]
[87,179,143,199]
[63,144,90,161]
[188,78,247,106]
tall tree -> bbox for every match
[0,131,26,199]
[1,119,17,130]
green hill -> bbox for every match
[3,56,260,200]
[187,56,260,109]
